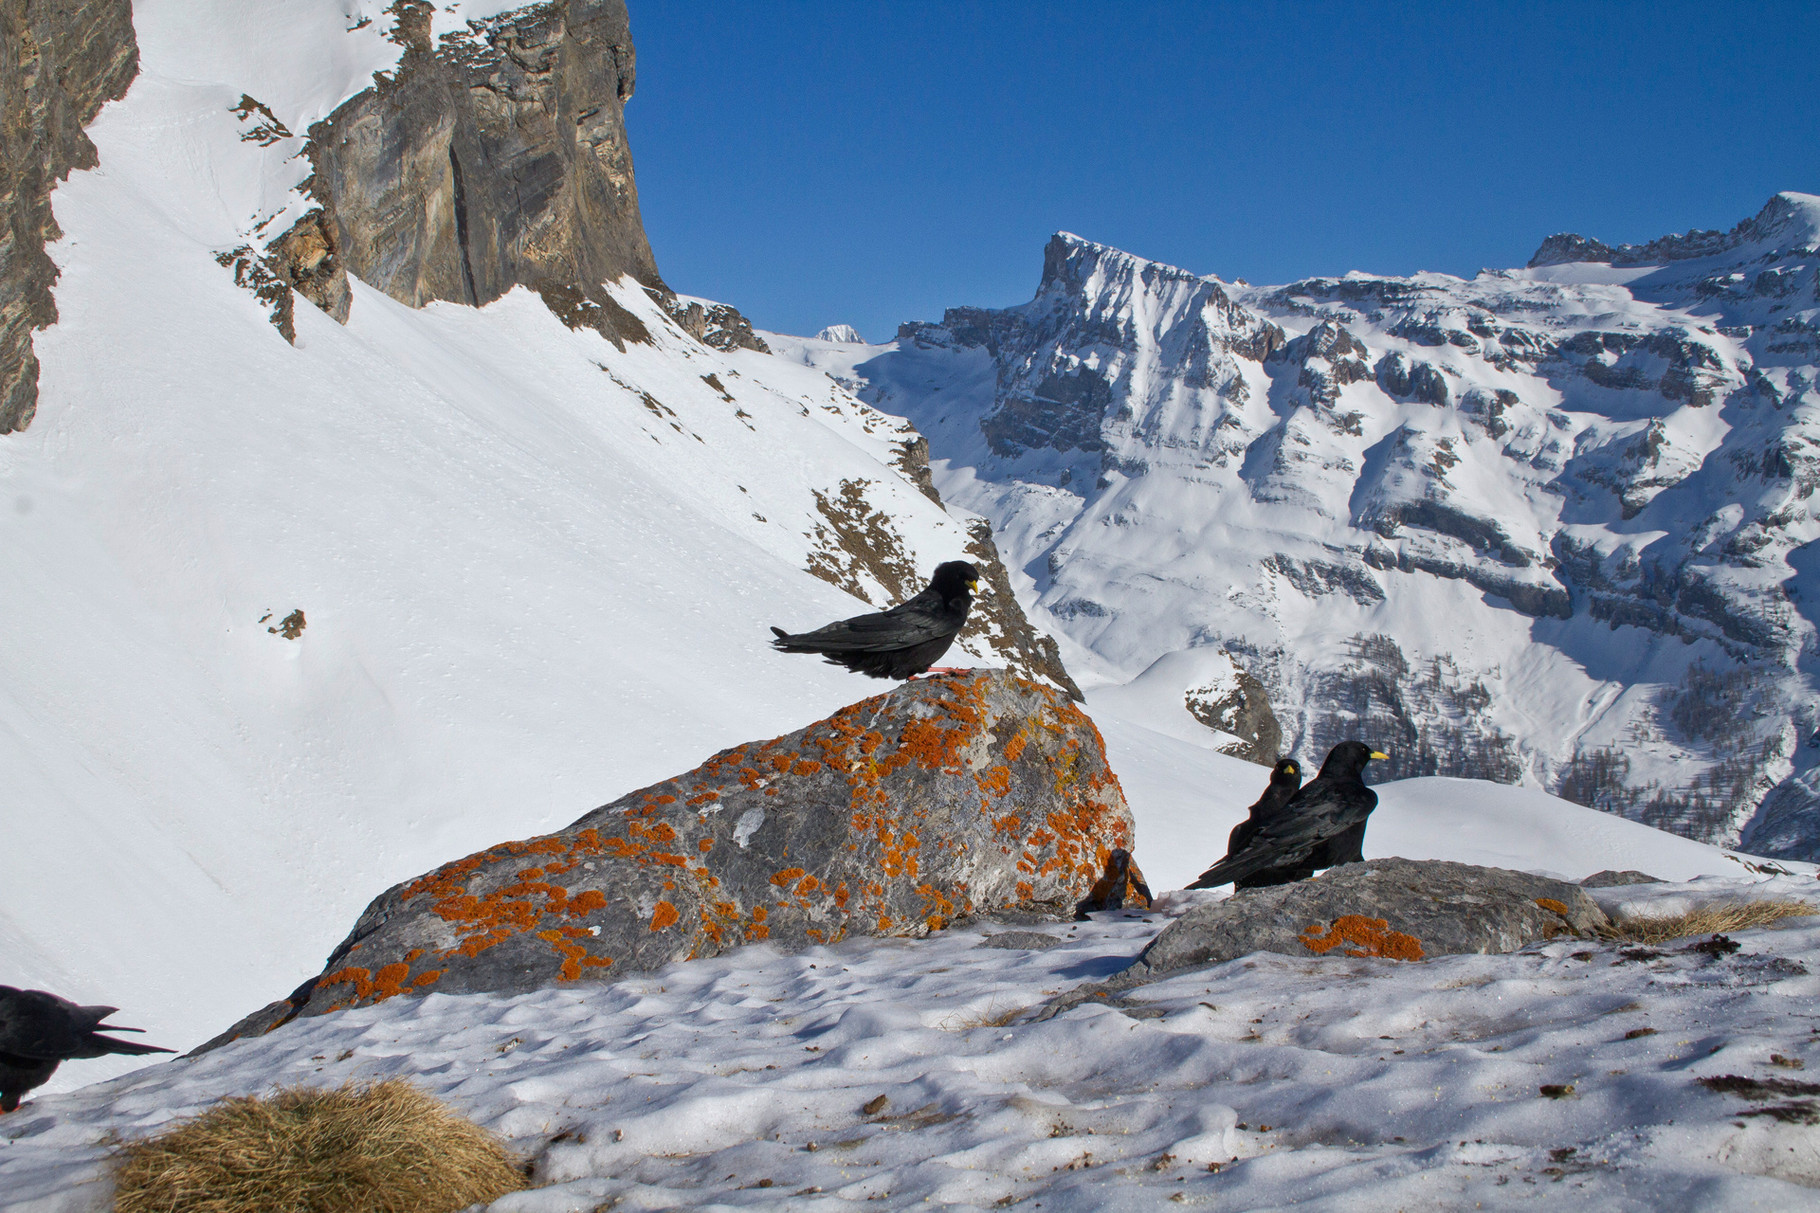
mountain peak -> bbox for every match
[1528,191,1820,268]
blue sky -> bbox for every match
[626,1,1820,343]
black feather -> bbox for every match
[770,561,979,680]
[0,986,173,1113]
[1189,742,1382,890]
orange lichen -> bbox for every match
[1298,916,1426,961]
[650,901,680,931]
[771,867,807,888]
[1534,897,1570,916]
[569,890,607,915]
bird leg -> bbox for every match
[917,666,974,676]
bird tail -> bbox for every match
[85,1030,174,1057]
[1186,853,1259,890]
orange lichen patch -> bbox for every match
[1016,880,1034,900]
[795,874,820,896]
[653,794,677,804]
[771,867,807,888]
[980,765,1011,798]
[650,901,680,931]
[1004,728,1028,764]
[318,967,373,1001]
[1535,897,1571,916]
[404,949,425,963]
[1298,916,1426,961]
[834,881,851,908]
[698,838,714,852]
[687,791,719,806]
[569,890,608,915]
[412,970,443,988]
[792,759,823,776]
[630,821,678,844]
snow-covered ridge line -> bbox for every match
[796,192,1820,861]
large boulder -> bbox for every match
[1132,858,1609,979]
[211,671,1132,1043]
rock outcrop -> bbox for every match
[1133,859,1608,978]
[206,671,1132,1045]
[228,0,682,350]
[0,0,138,432]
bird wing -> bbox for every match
[1189,779,1376,888]
[0,989,89,1058]
[772,587,962,654]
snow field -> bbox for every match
[4,879,1818,1210]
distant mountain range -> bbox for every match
[784,192,1820,860]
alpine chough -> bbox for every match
[770,560,979,680]
[1224,757,1311,889]
[1074,847,1154,919]
[0,986,173,1112]
[1187,741,1387,890]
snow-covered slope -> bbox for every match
[0,0,1060,1081]
[785,194,1820,860]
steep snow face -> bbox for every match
[801,196,1820,860]
[0,0,1062,1079]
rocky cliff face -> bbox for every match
[308,0,658,313]
[834,195,1820,860]
[216,0,670,350]
[0,0,137,432]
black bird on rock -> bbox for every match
[0,986,173,1112]
[1188,741,1387,890]
[771,560,980,680]
[1224,757,1310,889]
[1075,847,1154,919]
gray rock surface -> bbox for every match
[1581,869,1665,888]
[978,930,1064,951]
[205,671,1132,1047]
[301,0,661,340]
[1184,664,1281,765]
[1133,858,1609,978]
[0,0,138,431]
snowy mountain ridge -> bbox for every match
[786,192,1820,860]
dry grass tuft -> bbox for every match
[113,1079,526,1213]
[937,1000,1027,1031]
[1602,899,1815,945]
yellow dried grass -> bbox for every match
[113,1078,527,1213]
[1602,898,1816,945]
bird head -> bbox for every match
[1320,741,1388,779]
[1271,758,1299,784]
[931,561,981,598]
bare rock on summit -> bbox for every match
[301,0,663,345]
[210,671,1132,1043]
[0,0,139,431]
[1131,858,1609,979]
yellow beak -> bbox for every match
[1370,751,1389,761]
